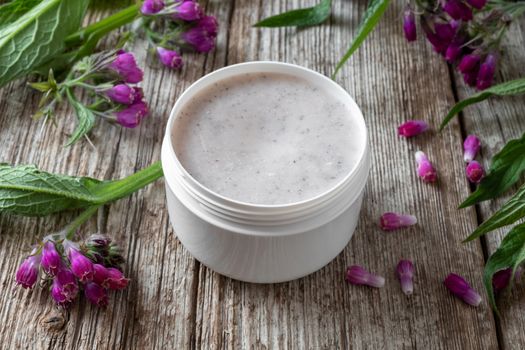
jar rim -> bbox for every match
[163,61,369,214]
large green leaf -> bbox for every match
[460,132,525,208]
[0,164,103,216]
[0,0,89,87]
[254,0,332,28]
[0,0,43,29]
[483,222,525,312]
[440,78,525,130]
[465,183,525,242]
[332,0,390,78]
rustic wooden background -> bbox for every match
[0,1,524,349]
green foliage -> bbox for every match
[254,0,332,28]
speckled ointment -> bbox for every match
[161,62,370,283]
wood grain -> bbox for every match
[452,20,525,350]
[0,1,522,349]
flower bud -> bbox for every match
[434,22,456,43]
[115,101,149,128]
[415,151,437,183]
[444,273,481,306]
[493,267,522,292]
[15,252,41,289]
[463,134,481,162]
[92,263,109,286]
[105,267,130,290]
[41,241,62,276]
[173,0,203,21]
[105,84,135,105]
[86,234,111,250]
[156,47,183,69]
[182,15,218,53]
[443,0,473,21]
[398,120,429,138]
[396,260,415,295]
[476,53,498,90]
[458,54,480,74]
[379,212,417,231]
[51,268,79,305]
[109,51,144,84]
[403,6,417,42]
[466,161,484,184]
[141,0,165,15]
[346,265,385,288]
[68,248,94,283]
[84,282,108,307]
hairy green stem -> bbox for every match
[94,161,164,203]
[65,4,141,48]
[64,205,101,239]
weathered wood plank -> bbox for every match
[194,1,499,349]
[453,19,525,350]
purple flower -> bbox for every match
[463,70,479,87]
[141,0,165,15]
[173,0,203,21]
[476,53,498,90]
[105,84,135,105]
[379,212,417,231]
[466,0,487,10]
[434,22,456,43]
[466,161,485,183]
[68,247,94,283]
[105,267,130,290]
[398,120,429,138]
[182,15,218,53]
[403,6,417,42]
[15,252,41,289]
[463,134,481,162]
[415,151,437,183]
[92,263,109,286]
[445,35,465,63]
[84,282,108,307]
[345,265,385,288]
[423,25,448,55]
[41,241,62,276]
[115,100,149,128]
[109,51,144,84]
[444,273,481,306]
[493,267,522,292]
[458,54,480,74]
[443,0,473,21]
[157,47,183,69]
[396,260,415,295]
[51,268,79,305]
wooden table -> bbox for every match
[1,1,524,349]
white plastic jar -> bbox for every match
[161,62,370,283]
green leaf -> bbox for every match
[440,78,525,130]
[332,0,390,78]
[0,0,43,29]
[461,132,525,208]
[0,161,164,217]
[483,222,525,312]
[66,89,96,146]
[0,0,90,88]
[253,0,331,28]
[0,164,103,216]
[464,183,525,242]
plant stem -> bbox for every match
[94,161,164,203]
[65,4,141,48]
[65,205,101,240]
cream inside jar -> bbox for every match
[171,71,364,205]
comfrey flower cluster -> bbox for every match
[403,0,524,90]
[31,50,149,140]
[15,234,128,307]
[140,0,218,69]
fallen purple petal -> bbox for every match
[398,120,429,138]
[466,160,485,184]
[396,260,415,295]
[415,151,437,183]
[463,134,481,162]
[346,265,385,288]
[444,273,481,306]
[380,212,417,231]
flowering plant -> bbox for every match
[0,0,217,145]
